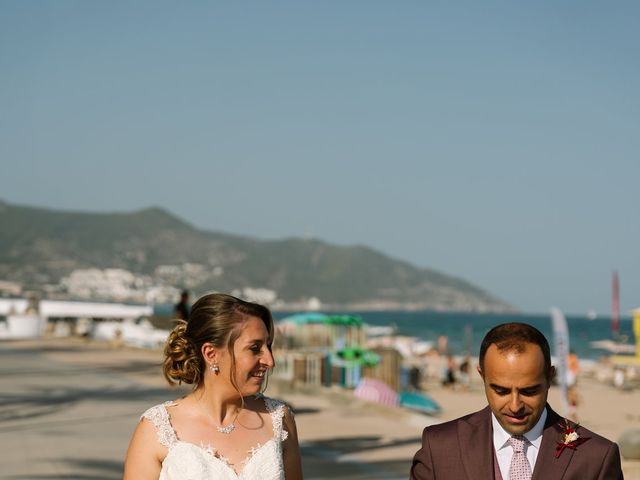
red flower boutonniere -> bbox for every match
[555,420,590,458]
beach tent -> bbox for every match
[277,312,365,352]
[275,313,329,339]
[354,378,399,407]
[399,391,441,414]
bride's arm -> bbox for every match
[123,418,163,480]
[282,406,303,480]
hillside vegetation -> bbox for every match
[0,200,513,312]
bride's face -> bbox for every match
[223,316,274,396]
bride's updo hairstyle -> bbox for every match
[163,293,274,387]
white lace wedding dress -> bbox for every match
[141,396,288,480]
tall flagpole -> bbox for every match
[612,271,620,337]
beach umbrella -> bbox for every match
[399,391,441,414]
[335,347,381,367]
[354,378,399,407]
[322,314,363,326]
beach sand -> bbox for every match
[1,337,638,479]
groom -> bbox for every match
[410,322,623,479]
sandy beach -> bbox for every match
[1,337,639,479]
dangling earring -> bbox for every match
[209,363,220,374]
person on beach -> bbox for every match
[174,290,190,320]
[442,354,457,388]
[458,355,471,391]
[410,322,623,480]
[566,351,580,422]
[124,293,303,480]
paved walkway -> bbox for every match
[5,338,635,479]
[0,338,414,479]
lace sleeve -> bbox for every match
[141,401,178,448]
[263,397,289,442]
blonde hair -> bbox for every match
[163,293,274,388]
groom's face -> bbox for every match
[479,342,552,436]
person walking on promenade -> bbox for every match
[410,322,623,480]
[124,293,303,480]
[174,290,190,320]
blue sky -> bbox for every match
[1,1,639,315]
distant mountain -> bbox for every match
[0,200,514,312]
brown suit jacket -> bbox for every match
[410,405,623,480]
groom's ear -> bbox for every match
[547,365,556,385]
[477,364,484,380]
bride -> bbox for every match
[124,293,303,479]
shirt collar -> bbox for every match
[492,406,547,451]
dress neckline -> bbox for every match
[161,396,283,477]
[172,437,277,477]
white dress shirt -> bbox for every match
[492,407,547,480]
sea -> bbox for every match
[274,311,636,361]
[154,304,635,361]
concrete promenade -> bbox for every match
[0,338,415,479]
[2,337,638,479]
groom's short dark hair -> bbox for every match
[479,322,551,374]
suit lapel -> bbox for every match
[458,406,495,480]
[532,406,573,480]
